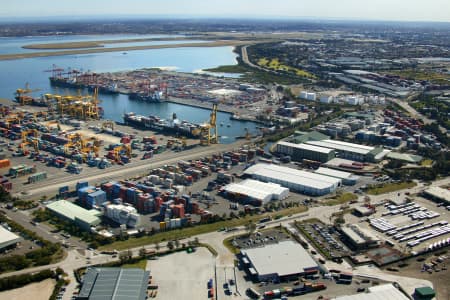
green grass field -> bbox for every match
[121,259,148,270]
[324,192,358,206]
[99,206,308,251]
[367,182,417,195]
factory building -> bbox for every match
[423,187,450,205]
[305,139,384,162]
[47,200,101,231]
[222,179,289,206]
[241,241,319,282]
[276,141,335,163]
[0,226,22,252]
[78,267,150,300]
[340,224,380,250]
[314,167,358,185]
[244,164,341,196]
[104,204,140,228]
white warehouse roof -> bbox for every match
[0,226,21,250]
[314,167,354,179]
[306,139,375,155]
[424,187,450,204]
[277,141,335,154]
[242,241,318,278]
[47,200,101,226]
[333,284,409,300]
[223,179,289,203]
[244,164,341,190]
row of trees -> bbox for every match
[0,268,63,291]
[0,213,62,273]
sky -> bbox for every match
[1,0,450,22]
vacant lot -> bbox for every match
[148,247,215,300]
[0,278,55,300]
[367,182,417,195]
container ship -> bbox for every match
[128,91,164,102]
[123,112,202,138]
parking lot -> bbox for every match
[231,227,292,250]
[295,220,350,260]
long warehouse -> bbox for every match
[244,164,341,196]
[305,139,383,162]
[276,141,336,163]
[222,179,289,205]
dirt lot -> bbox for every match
[382,251,449,300]
[0,278,55,300]
[147,247,215,300]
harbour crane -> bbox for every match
[15,83,41,105]
[200,103,218,146]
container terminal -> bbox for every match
[46,66,270,122]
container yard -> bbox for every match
[46,67,268,112]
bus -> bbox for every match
[246,287,261,299]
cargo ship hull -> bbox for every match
[123,112,200,138]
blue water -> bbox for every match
[0,35,258,143]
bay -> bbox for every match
[0,36,259,143]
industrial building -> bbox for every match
[305,139,384,162]
[222,179,289,206]
[241,240,319,282]
[0,226,22,251]
[244,164,341,196]
[314,167,358,185]
[104,204,140,228]
[340,224,380,250]
[276,141,335,163]
[77,267,150,300]
[423,187,450,205]
[47,200,101,231]
[333,284,409,300]
[386,152,423,164]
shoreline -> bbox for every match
[0,40,255,61]
[21,36,204,49]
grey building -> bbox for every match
[77,268,150,300]
[276,141,336,163]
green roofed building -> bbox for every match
[78,268,150,300]
[387,152,423,164]
[46,200,101,231]
[414,286,436,300]
[291,131,329,144]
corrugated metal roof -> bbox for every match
[79,268,150,300]
[46,200,101,225]
[223,179,289,202]
[306,139,375,155]
[244,164,341,190]
[242,241,318,277]
[0,226,21,250]
[315,167,353,179]
[424,187,450,203]
[277,141,335,154]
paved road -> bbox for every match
[3,176,447,299]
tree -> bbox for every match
[167,241,174,250]
[245,221,256,236]
[139,247,146,258]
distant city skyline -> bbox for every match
[1,0,450,23]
